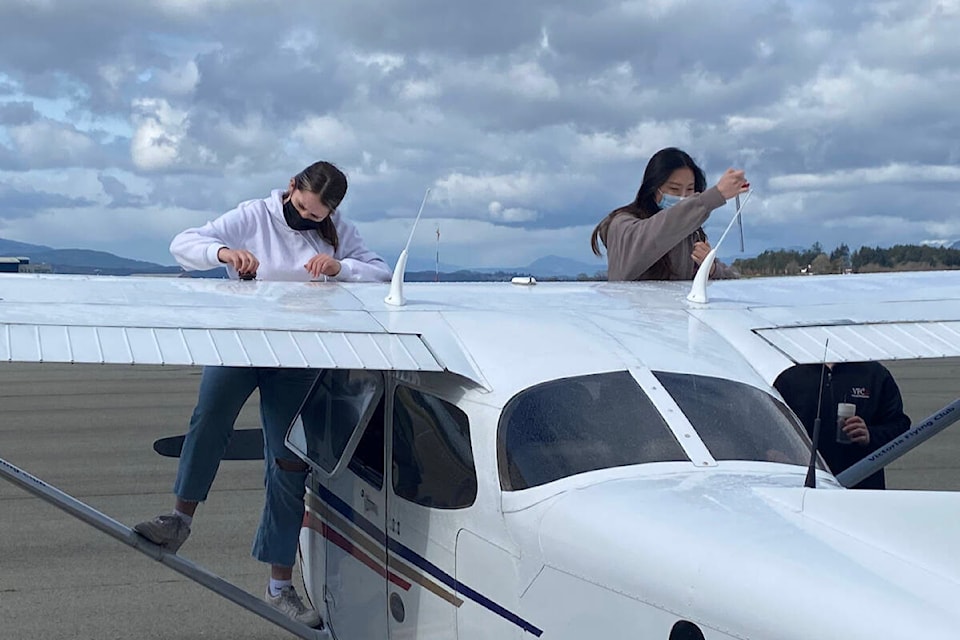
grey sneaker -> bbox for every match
[265,585,321,628]
[133,513,191,553]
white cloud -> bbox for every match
[130,98,188,171]
[399,79,440,101]
[9,121,96,164]
[354,52,405,73]
[726,116,778,135]
[576,120,693,162]
[292,115,358,155]
[507,62,559,99]
[770,164,960,190]
[488,201,539,222]
[433,171,547,208]
[154,0,252,15]
[99,59,135,92]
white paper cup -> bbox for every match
[837,402,856,444]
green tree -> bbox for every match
[810,253,832,274]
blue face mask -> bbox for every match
[658,192,686,210]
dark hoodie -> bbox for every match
[774,362,911,489]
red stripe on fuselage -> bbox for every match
[303,512,411,591]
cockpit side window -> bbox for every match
[392,386,478,509]
[653,371,814,466]
[498,371,688,491]
[289,369,383,476]
[347,395,385,490]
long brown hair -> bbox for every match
[288,161,347,252]
[590,147,706,279]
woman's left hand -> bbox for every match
[305,254,342,278]
[692,241,717,276]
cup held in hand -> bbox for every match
[836,402,856,444]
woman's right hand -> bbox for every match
[716,168,750,200]
[217,247,259,275]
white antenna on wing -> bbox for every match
[435,224,440,283]
[686,190,753,304]
[385,187,431,307]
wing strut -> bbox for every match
[0,455,328,640]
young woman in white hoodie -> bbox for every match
[135,161,390,627]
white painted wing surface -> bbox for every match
[0,274,441,371]
[687,270,960,381]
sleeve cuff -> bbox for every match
[206,244,227,266]
[333,260,353,281]
[700,186,727,210]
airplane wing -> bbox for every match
[2,270,959,388]
[686,269,960,383]
[0,273,443,372]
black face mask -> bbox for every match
[283,199,323,231]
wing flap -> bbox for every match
[0,323,443,370]
[756,321,960,363]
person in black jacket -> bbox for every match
[774,361,911,489]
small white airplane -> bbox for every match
[2,254,960,639]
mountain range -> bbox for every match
[0,238,183,276]
[0,237,607,279]
[3,236,958,279]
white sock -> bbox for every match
[173,509,193,526]
[269,578,292,597]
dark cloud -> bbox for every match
[0,101,39,125]
[98,174,147,209]
[0,185,96,220]
[320,0,581,57]
[190,45,350,126]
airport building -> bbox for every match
[0,257,30,273]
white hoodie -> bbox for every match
[170,189,391,282]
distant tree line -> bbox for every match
[732,243,960,277]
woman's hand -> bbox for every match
[716,168,750,200]
[217,248,259,276]
[692,241,718,276]
[305,254,342,278]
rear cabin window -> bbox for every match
[498,371,688,490]
[392,386,478,509]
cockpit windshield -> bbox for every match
[498,370,814,490]
[653,371,812,467]
[498,371,687,490]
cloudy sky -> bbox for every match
[1,0,958,270]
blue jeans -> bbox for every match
[174,366,320,567]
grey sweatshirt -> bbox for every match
[602,186,739,281]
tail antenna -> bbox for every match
[686,190,752,304]
[385,187,431,307]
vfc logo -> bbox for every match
[850,387,870,399]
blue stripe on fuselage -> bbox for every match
[313,484,543,637]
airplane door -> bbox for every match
[321,396,389,640]
[285,370,388,640]
[386,383,479,640]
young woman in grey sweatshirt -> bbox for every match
[590,147,749,281]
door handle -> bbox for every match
[363,496,378,514]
